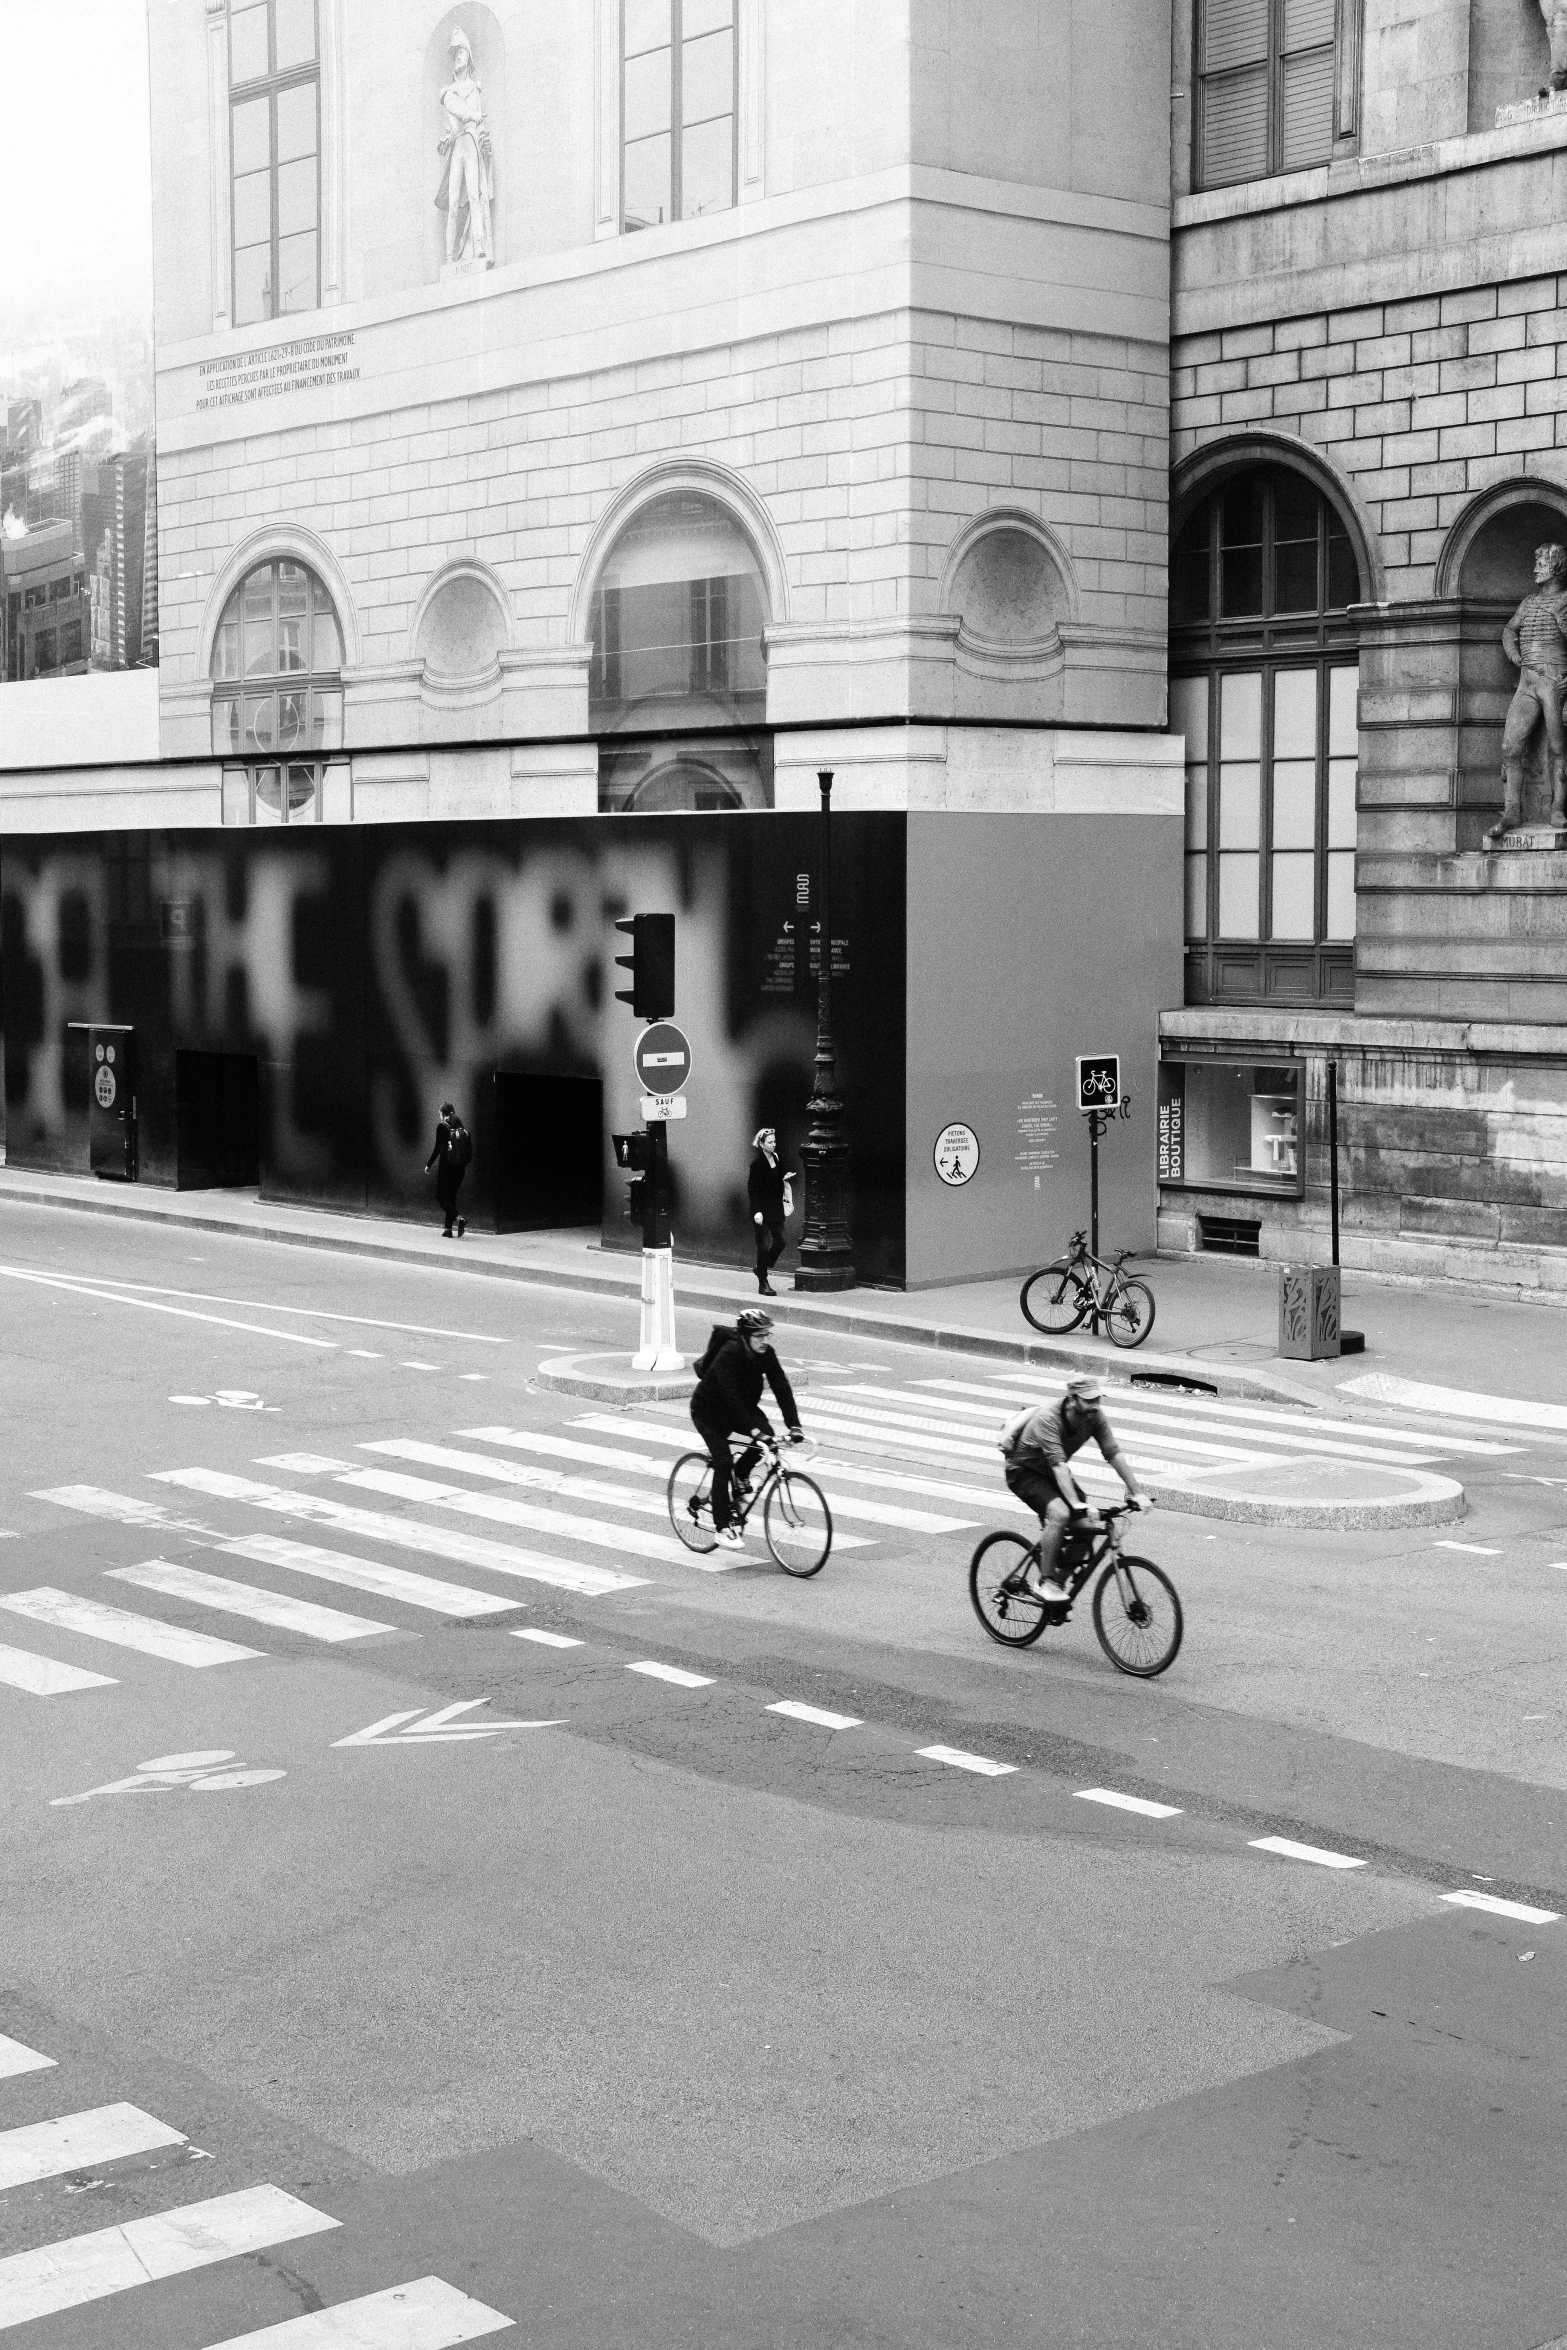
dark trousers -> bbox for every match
[438,1172,465,1233]
[754,1221,784,1282]
[692,1410,742,1529]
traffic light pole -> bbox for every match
[633,1117,681,1371]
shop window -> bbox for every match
[622,0,735,230]
[1195,0,1355,189]
[1158,1061,1303,1198]
[230,0,320,326]
[210,558,344,804]
[1172,466,1360,1007]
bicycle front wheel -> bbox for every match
[1020,1261,1089,1335]
[1103,1276,1156,1350]
[1092,1554,1182,1676]
[667,1452,718,1553]
[764,1470,833,1576]
[969,1531,1049,1647]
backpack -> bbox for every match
[450,1122,473,1172]
[694,1322,736,1379]
[998,1405,1033,1458]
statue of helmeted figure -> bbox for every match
[435,26,493,270]
[1492,544,1567,846]
[1540,0,1567,90]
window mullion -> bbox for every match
[1269,0,1282,176]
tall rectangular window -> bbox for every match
[1196,0,1341,189]
[230,0,320,327]
[622,0,735,232]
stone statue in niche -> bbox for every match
[1541,0,1567,91]
[435,25,493,273]
[1491,543,1567,849]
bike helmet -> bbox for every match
[735,1307,775,1338]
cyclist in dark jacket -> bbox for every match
[690,1307,804,1548]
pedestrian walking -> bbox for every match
[747,1125,794,1296]
[425,1100,473,1237]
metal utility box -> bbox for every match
[85,1025,137,1180]
[1278,1262,1340,1360]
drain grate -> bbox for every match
[1131,1370,1221,1396]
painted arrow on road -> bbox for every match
[333,1699,564,1747]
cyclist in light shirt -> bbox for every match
[999,1372,1151,1603]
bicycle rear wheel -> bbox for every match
[667,1452,718,1553]
[764,1470,832,1576]
[1103,1276,1156,1350]
[1092,1555,1182,1676]
[969,1531,1049,1647]
[1020,1261,1089,1335]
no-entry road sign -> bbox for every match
[633,1021,692,1094]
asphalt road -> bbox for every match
[1,1201,1565,2349]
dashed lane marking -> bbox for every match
[203,2276,516,2346]
[766,1700,862,1730]
[0,2183,339,2330]
[0,2103,186,2193]
[511,1629,582,1648]
[1440,1889,1561,1924]
[0,1643,117,1697]
[1075,1787,1184,1819]
[0,1588,261,1670]
[0,2036,55,2081]
[1434,1541,1503,1555]
[917,1745,1017,1777]
[400,1361,442,1372]
[628,1660,714,1689]
[1249,1834,1367,1871]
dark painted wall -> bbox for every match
[903,812,1184,1286]
[1,813,908,1283]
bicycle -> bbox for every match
[1019,1230,1156,1348]
[666,1434,833,1576]
[968,1501,1182,1676]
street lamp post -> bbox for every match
[793,769,857,1291]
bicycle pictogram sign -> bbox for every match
[1075,1053,1121,1114]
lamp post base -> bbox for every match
[792,1257,858,1292]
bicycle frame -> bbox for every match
[1058,1231,1138,1339]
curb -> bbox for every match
[1147,1477,1467,1531]
[0,1177,1333,1412]
[536,1352,694,1404]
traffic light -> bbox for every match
[612,1131,651,1171]
[613,912,676,1020]
[623,1177,647,1225]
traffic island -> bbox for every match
[1152,1454,1466,1530]
[535,1352,693,1404]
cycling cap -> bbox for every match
[736,1307,775,1336]
[1065,1373,1104,1401]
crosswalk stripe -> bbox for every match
[335,1467,703,1567]
[32,1484,170,1526]
[812,1391,1270,1467]
[203,2275,515,2347]
[148,1471,649,1599]
[107,1560,394,1644]
[923,1375,1520,1458]
[572,1409,1186,1490]
[0,2103,186,2193]
[800,1410,1205,1481]
[0,1589,261,1670]
[0,1643,117,1696]
[901,1386,1456,1471]
[213,1535,517,1620]
[0,2037,55,2081]
[0,2183,339,2330]
[451,1428,973,1534]
[557,1418,1026,1516]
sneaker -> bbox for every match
[714,1526,745,1550]
[1026,1576,1069,1605]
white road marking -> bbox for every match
[1075,1787,1184,1819]
[511,1629,582,1648]
[33,1485,170,1526]
[149,1470,648,1598]
[216,1534,516,1620]
[811,1392,1282,1469]
[460,1373,488,1382]
[0,2183,339,2329]
[0,2103,186,2193]
[0,1589,261,1669]
[335,1466,707,1568]
[401,1361,442,1372]
[202,2275,515,2346]
[766,1700,862,1729]
[1439,1889,1560,1924]
[917,1745,1016,1777]
[3,1271,507,1345]
[256,1454,351,1474]
[108,1561,393,1644]
[1342,1370,1567,1432]
[1249,1835,1366,1870]
[0,1644,117,1697]
[349,1350,383,1359]
[628,1661,713,1688]
[448,1429,968,1534]
[556,1416,1026,1514]
[334,1700,562,1747]
[0,2038,54,2082]
[0,1265,336,1349]
[931,1374,1521,1459]
[1434,1541,1501,1555]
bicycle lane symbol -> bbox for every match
[51,1750,286,1807]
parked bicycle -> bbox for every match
[1019,1230,1156,1348]
[968,1500,1182,1676]
[667,1434,834,1575]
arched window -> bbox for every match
[211,558,343,815]
[1170,466,1362,1006]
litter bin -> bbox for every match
[1278,1262,1340,1360]
[86,1025,137,1181]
